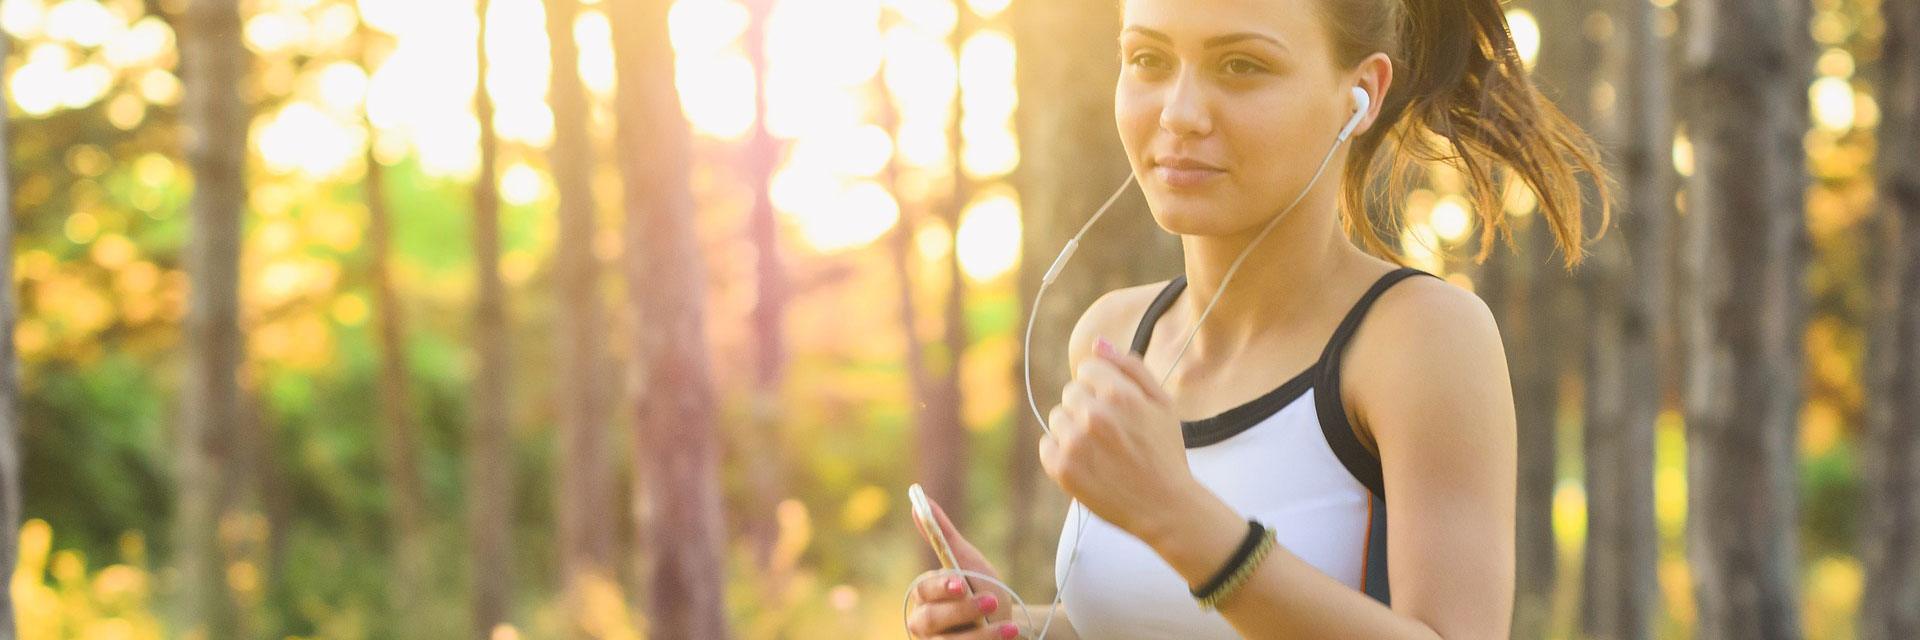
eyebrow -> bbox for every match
[1122,26,1289,52]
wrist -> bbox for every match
[1135,483,1240,564]
[1129,480,1198,547]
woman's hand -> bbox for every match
[905,497,1022,639]
[1039,337,1206,542]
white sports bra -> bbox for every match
[1054,267,1432,638]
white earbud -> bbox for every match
[1337,86,1371,142]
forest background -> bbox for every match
[3,0,1917,638]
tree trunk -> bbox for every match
[0,26,20,637]
[545,0,619,629]
[740,0,789,568]
[926,2,978,536]
[1506,192,1564,640]
[359,25,431,632]
[1505,3,1599,635]
[175,0,249,635]
[1483,193,1563,640]
[469,0,515,634]
[1007,0,1183,595]
[877,64,939,563]
[1860,0,1920,636]
[1679,0,1809,636]
[608,0,732,637]
[1581,0,1671,637]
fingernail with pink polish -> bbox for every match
[947,578,963,593]
[998,622,1020,638]
[977,593,998,614]
[1095,337,1113,356]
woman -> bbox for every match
[906,0,1609,636]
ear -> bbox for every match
[1347,52,1394,138]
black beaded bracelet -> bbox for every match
[1190,519,1267,601]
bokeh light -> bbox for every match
[256,102,365,179]
[1810,76,1856,133]
[1505,9,1539,70]
[1430,195,1471,244]
[955,190,1020,281]
[799,180,900,252]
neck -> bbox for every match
[1171,191,1360,365]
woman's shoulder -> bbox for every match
[1350,269,1502,379]
[1369,270,1497,346]
[1065,279,1180,373]
[1343,269,1510,446]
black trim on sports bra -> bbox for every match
[1126,267,1432,608]
[1312,267,1438,500]
[1128,276,1317,448]
[1126,267,1438,486]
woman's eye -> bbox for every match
[1222,58,1266,75]
[1129,52,1169,71]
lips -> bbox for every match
[1152,155,1225,188]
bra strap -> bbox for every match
[1313,267,1440,499]
[1129,276,1188,356]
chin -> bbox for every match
[1145,198,1234,236]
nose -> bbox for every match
[1158,66,1212,138]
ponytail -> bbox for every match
[1320,0,1614,268]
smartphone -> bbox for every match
[908,484,993,629]
[908,483,965,576]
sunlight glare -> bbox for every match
[358,0,417,36]
[417,115,482,178]
[668,0,749,55]
[1502,179,1537,218]
[257,102,364,179]
[966,0,1012,19]
[789,124,894,176]
[770,165,839,221]
[45,0,117,48]
[103,16,171,67]
[59,63,111,110]
[10,46,68,116]
[317,61,370,114]
[955,191,1020,282]
[883,25,958,118]
[487,0,555,146]
[885,0,956,35]
[1672,130,1694,177]
[783,122,894,174]
[244,10,308,54]
[767,0,882,89]
[894,120,949,169]
[802,181,899,252]
[2,0,47,40]
[1430,195,1472,243]
[364,1,482,177]
[1400,225,1442,273]
[575,10,616,97]
[764,81,863,140]
[139,68,179,105]
[959,30,1016,118]
[916,220,952,263]
[1505,9,1540,70]
[1810,76,1855,133]
[960,122,1017,179]
[500,163,546,206]
[678,52,759,140]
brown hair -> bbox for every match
[1317,0,1613,267]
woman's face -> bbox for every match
[1116,0,1356,236]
